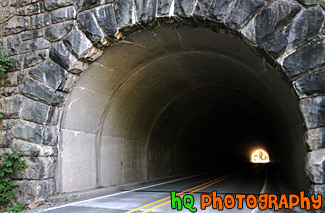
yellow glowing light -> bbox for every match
[251,149,270,163]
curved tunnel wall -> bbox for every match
[60,26,308,193]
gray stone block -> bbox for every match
[11,120,44,144]
[50,6,76,24]
[2,16,30,36]
[28,59,67,89]
[47,107,61,126]
[23,49,49,68]
[293,70,325,98]
[14,179,56,205]
[30,13,50,29]
[58,72,79,92]
[21,29,44,41]
[0,130,12,148]
[157,0,173,16]
[306,149,325,184]
[135,0,156,22]
[300,96,325,129]
[77,11,108,46]
[10,139,55,157]
[0,95,25,119]
[114,0,134,29]
[1,119,16,130]
[305,128,325,151]
[266,7,325,59]
[44,20,75,42]
[19,77,66,106]
[5,36,50,56]
[174,0,196,17]
[14,157,57,180]
[50,42,87,72]
[44,0,75,11]
[75,0,102,12]
[297,0,319,6]
[63,26,103,61]
[21,98,50,124]
[17,2,44,16]
[43,126,59,146]
[242,0,302,47]
[225,0,265,30]
[192,0,213,20]
[208,0,235,23]
[93,4,118,38]
[282,37,325,79]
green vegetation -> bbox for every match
[0,44,12,119]
[0,153,27,212]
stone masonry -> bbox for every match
[0,0,324,204]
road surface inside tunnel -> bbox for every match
[41,163,296,213]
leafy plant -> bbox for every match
[0,45,12,119]
[0,153,27,212]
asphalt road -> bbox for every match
[37,164,296,213]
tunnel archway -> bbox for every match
[58,25,309,193]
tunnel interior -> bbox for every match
[59,25,309,193]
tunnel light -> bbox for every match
[251,149,270,163]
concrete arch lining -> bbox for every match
[60,26,308,193]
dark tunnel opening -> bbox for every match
[148,87,278,177]
[59,26,310,194]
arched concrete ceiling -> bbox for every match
[60,25,308,192]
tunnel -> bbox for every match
[58,25,309,194]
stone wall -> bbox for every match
[0,0,324,204]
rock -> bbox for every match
[28,59,67,89]
[293,70,325,98]
[0,95,25,118]
[14,179,56,205]
[297,0,318,6]
[21,98,50,124]
[30,13,50,30]
[242,0,302,47]
[23,49,49,68]
[50,42,87,72]
[134,0,157,22]
[282,37,325,80]
[17,2,44,16]
[19,76,66,106]
[93,5,118,38]
[114,0,134,29]
[225,0,264,30]
[174,0,196,17]
[0,130,12,148]
[50,6,76,24]
[44,0,75,11]
[1,119,16,130]
[2,16,30,36]
[306,149,325,184]
[63,26,103,61]
[14,157,56,180]
[157,0,173,16]
[21,30,44,41]
[9,55,24,71]
[192,0,212,20]
[305,128,325,151]
[58,72,78,92]
[10,139,55,157]
[208,0,235,23]
[75,0,102,12]
[43,126,59,146]
[11,120,43,144]
[44,20,75,42]
[300,96,325,129]
[5,36,50,56]
[266,7,325,59]
[77,11,108,46]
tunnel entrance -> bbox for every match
[58,25,309,194]
[251,150,270,163]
